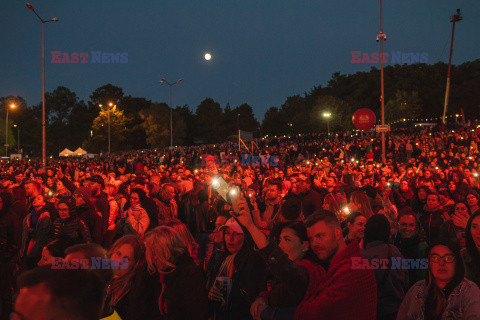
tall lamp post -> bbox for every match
[5,104,15,156]
[323,112,331,134]
[442,9,462,124]
[26,3,58,168]
[13,124,20,153]
[159,78,183,147]
[99,103,116,154]
[377,0,387,163]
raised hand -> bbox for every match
[452,211,470,229]
[231,196,254,229]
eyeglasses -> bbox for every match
[429,254,456,264]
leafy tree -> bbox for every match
[89,84,124,111]
[385,90,422,124]
[68,101,95,150]
[174,106,195,145]
[139,103,170,147]
[194,98,224,144]
[0,96,28,153]
[83,107,127,153]
[311,96,354,132]
[233,103,260,135]
[45,86,78,124]
[260,107,289,136]
[120,96,150,149]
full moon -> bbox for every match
[204,53,212,61]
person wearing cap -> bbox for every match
[206,217,267,320]
[87,175,110,244]
[398,241,480,320]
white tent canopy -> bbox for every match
[59,148,74,157]
[73,147,87,156]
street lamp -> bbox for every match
[99,103,116,154]
[159,78,183,147]
[323,112,332,134]
[13,124,20,153]
[5,104,15,156]
[26,3,59,168]
[442,9,462,124]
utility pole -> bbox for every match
[377,0,387,163]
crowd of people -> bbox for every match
[1,120,480,319]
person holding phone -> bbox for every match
[206,217,267,320]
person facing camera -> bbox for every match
[397,241,480,320]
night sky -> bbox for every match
[1,0,478,119]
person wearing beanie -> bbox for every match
[362,214,408,320]
[398,241,480,320]
[50,196,91,244]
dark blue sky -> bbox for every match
[1,0,478,119]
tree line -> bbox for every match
[0,59,479,155]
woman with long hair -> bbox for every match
[166,220,199,264]
[398,242,480,319]
[348,191,374,220]
[144,226,208,319]
[106,235,147,320]
[323,192,347,222]
[119,191,150,237]
[410,186,429,216]
[206,217,267,320]
[250,221,313,320]
[462,211,480,286]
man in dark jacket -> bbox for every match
[87,176,109,243]
[73,187,102,244]
[297,174,323,218]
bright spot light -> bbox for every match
[204,53,212,60]
[212,178,219,187]
[229,188,237,196]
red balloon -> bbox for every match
[352,108,376,131]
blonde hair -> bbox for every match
[166,221,199,258]
[350,191,374,219]
[144,226,186,274]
